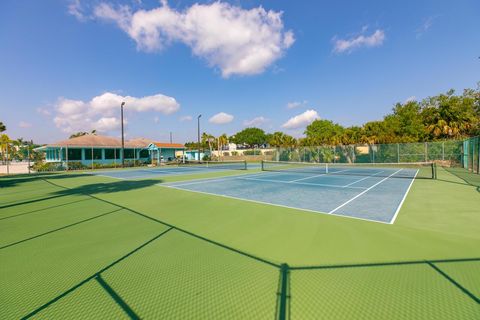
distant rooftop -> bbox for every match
[46,135,184,149]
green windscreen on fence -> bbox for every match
[273,139,477,171]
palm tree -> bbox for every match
[217,134,228,159]
[201,132,215,156]
[0,134,11,164]
[0,122,6,133]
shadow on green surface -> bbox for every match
[0,198,91,221]
[96,275,140,320]
[0,208,122,250]
[0,173,90,188]
[50,179,163,196]
[442,167,480,193]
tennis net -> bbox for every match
[261,160,436,179]
[178,160,247,170]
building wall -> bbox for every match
[43,146,182,165]
[44,147,148,165]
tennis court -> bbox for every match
[166,161,435,223]
[1,161,479,319]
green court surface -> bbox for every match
[1,167,479,319]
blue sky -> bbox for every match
[1,0,479,143]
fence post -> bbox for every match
[477,137,480,174]
[277,263,290,320]
[397,143,400,163]
[66,145,69,171]
[6,143,9,175]
[442,141,445,161]
[424,142,428,162]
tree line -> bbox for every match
[0,123,42,164]
[186,86,480,151]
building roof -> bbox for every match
[153,142,185,149]
[47,135,184,149]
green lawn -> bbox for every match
[1,167,479,319]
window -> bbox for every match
[139,149,149,158]
[67,148,82,160]
[104,149,115,160]
[124,149,135,159]
[85,148,102,160]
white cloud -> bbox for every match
[282,109,319,129]
[180,115,193,121]
[416,16,439,39]
[19,121,32,128]
[243,116,268,126]
[286,100,307,109]
[93,1,294,77]
[333,29,385,54]
[37,107,51,116]
[68,0,86,21]
[53,91,179,133]
[209,112,234,124]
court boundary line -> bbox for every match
[328,169,403,215]
[343,171,385,187]
[238,176,366,190]
[95,169,259,183]
[389,170,419,224]
[164,171,270,187]
[162,185,391,225]
[288,168,351,183]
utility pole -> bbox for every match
[121,101,125,167]
[170,132,173,144]
[197,114,202,161]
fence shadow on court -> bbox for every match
[0,173,90,188]
[51,179,163,196]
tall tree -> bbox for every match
[0,122,5,133]
[218,133,228,156]
[0,134,11,164]
[201,132,215,154]
[230,128,267,147]
[268,131,296,147]
[305,120,344,145]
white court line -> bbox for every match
[389,170,419,224]
[160,184,390,225]
[165,171,266,187]
[93,174,127,180]
[288,169,350,183]
[239,177,366,190]
[329,169,403,214]
[342,171,385,187]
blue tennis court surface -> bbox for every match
[165,168,418,224]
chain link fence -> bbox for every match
[272,139,477,169]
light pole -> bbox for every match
[121,101,125,167]
[197,114,202,161]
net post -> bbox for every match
[276,263,290,320]
[261,160,265,171]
